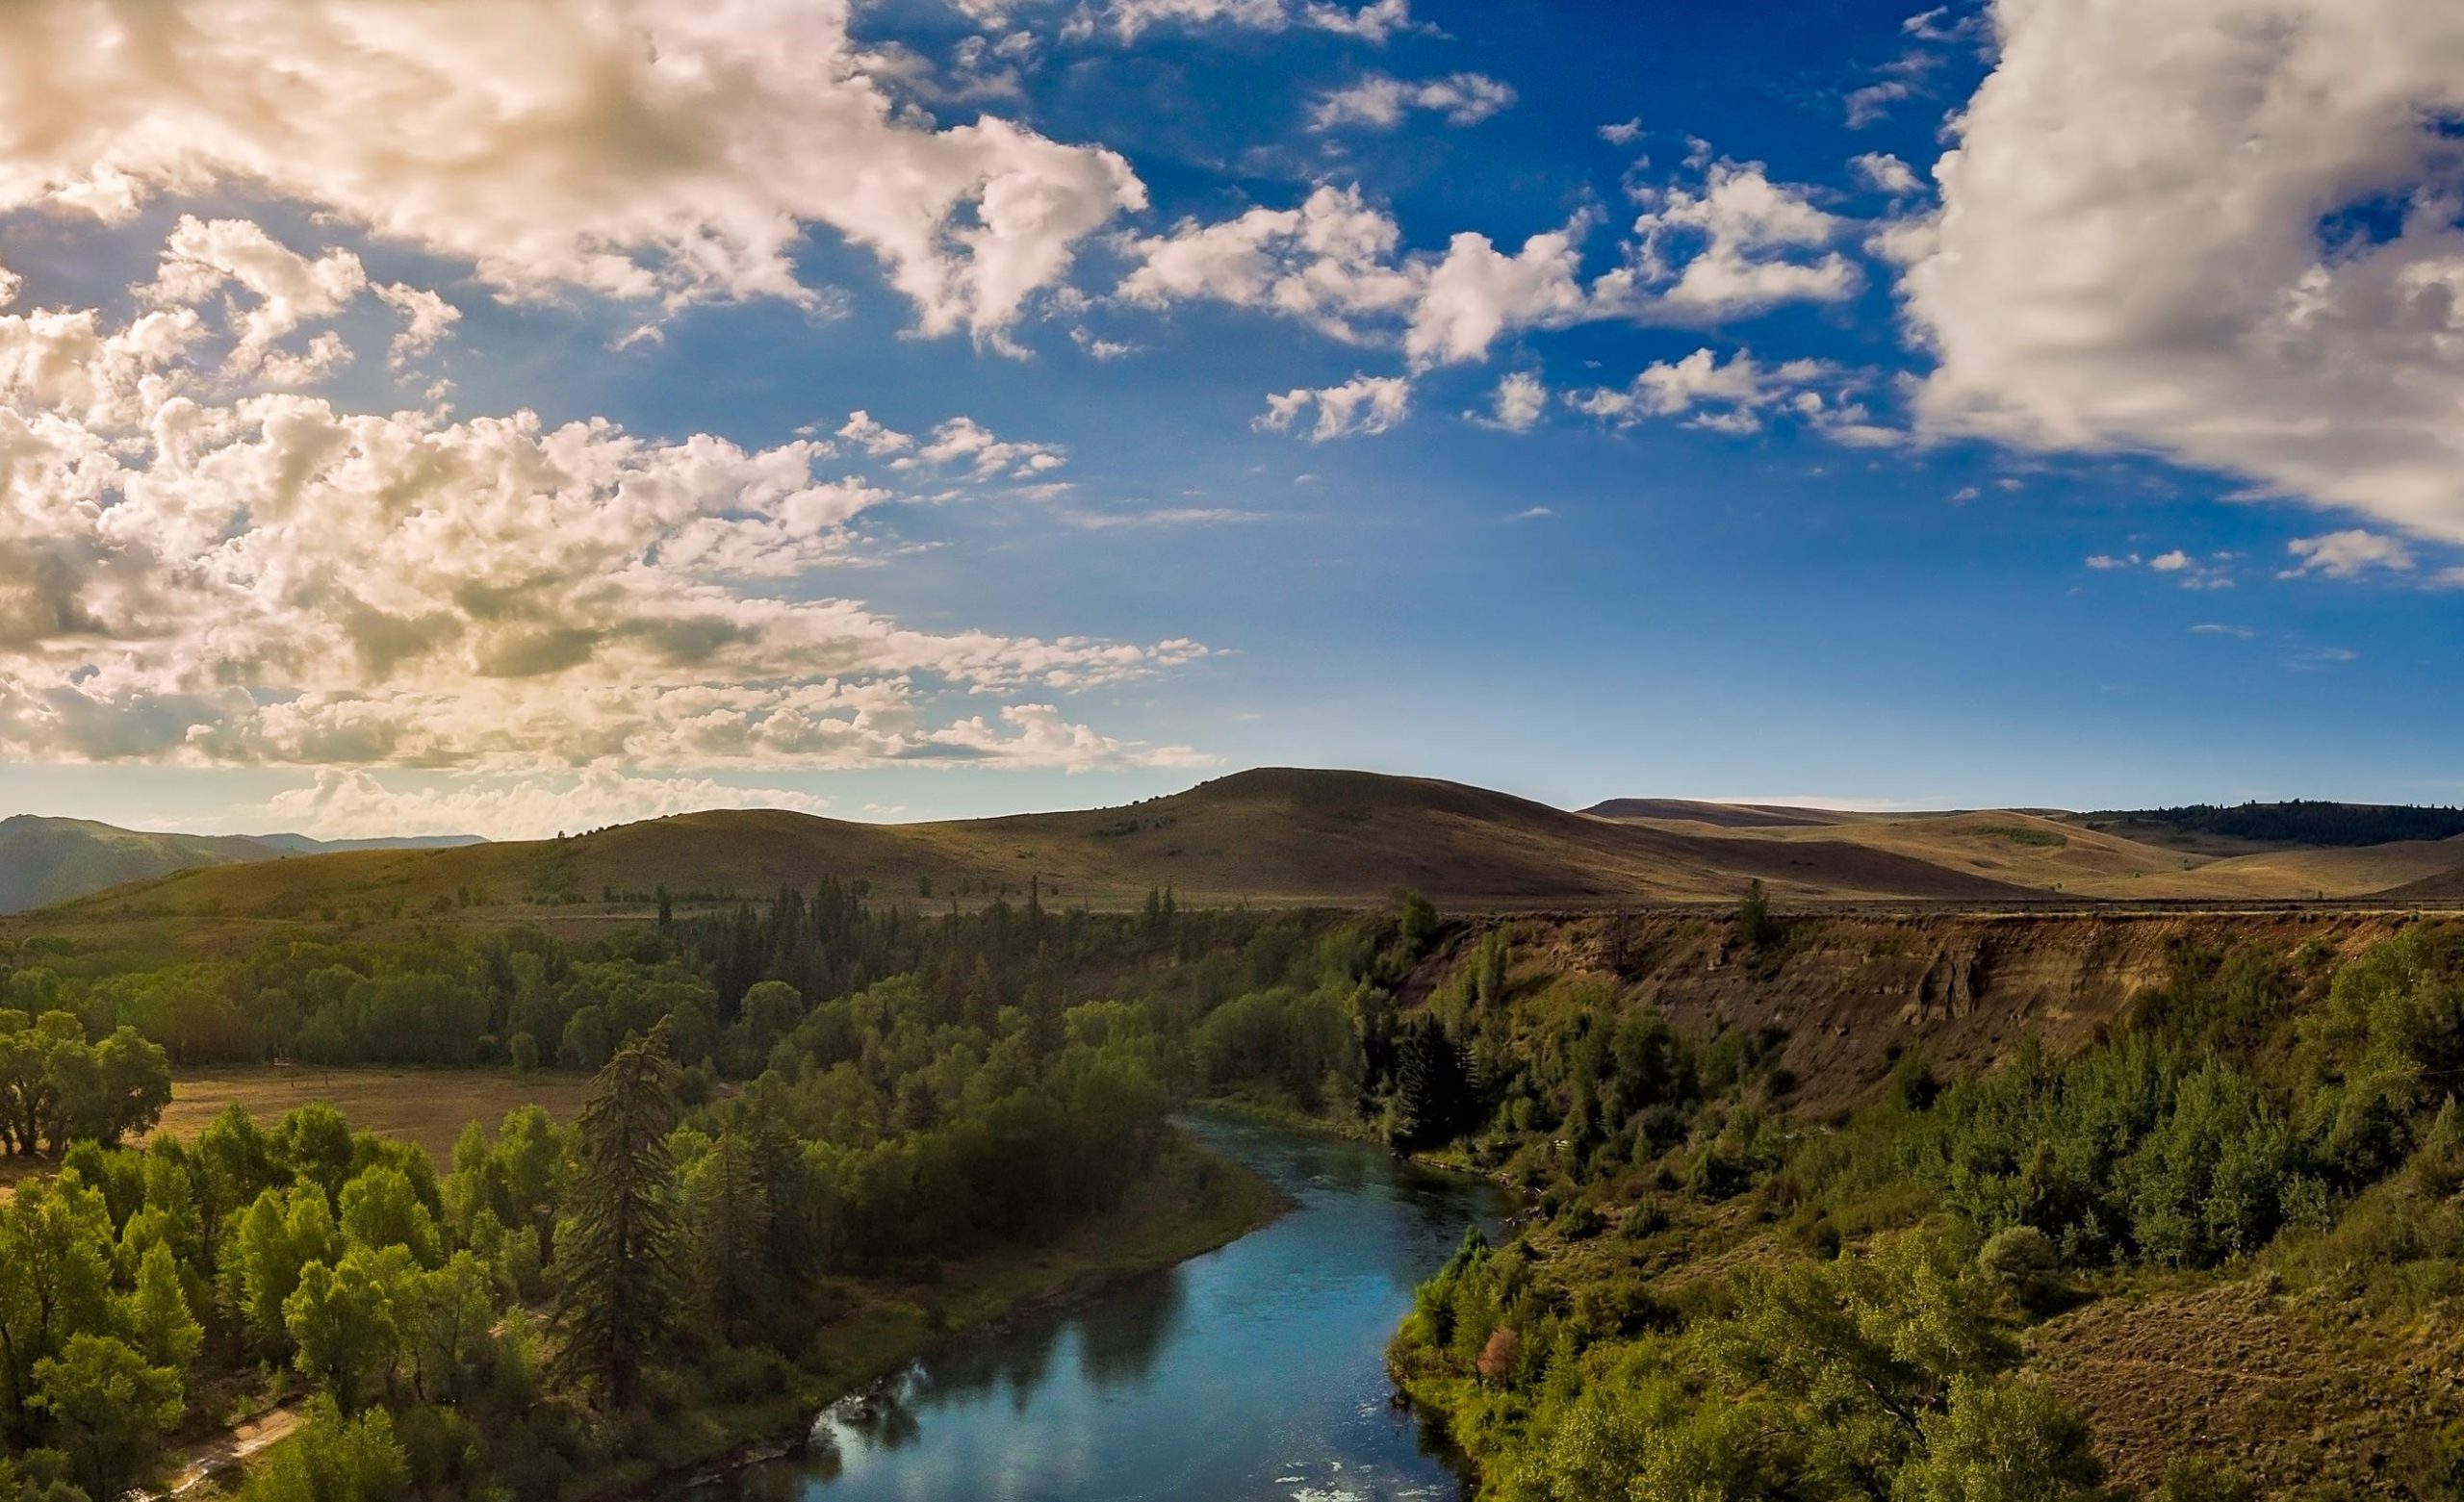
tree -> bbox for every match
[1738,878,1773,951]
[120,1241,203,1375]
[0,1180,115,1443]
[237,1397,409,1502]
[1893,1376,2105,1502]
[402,1252,497,1405]
[31,1333,182,1502]
[339,1166,442,1266]
[229,1183,340,1356]
[1394,888,1441,961]
[507,1031,539,1074]
[1390,1015,1471,1150]
[285,1251,403,1412]
[552,1022,684,1406]
[686,1129,773,1338]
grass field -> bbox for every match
[0,1065,597,1197]
[157,1063,598,1159]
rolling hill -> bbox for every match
[19,768,2040,934]
[0,817,485,914]
[0,818,290,914]
[14,775,2464,942]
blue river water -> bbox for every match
[680,1111,1513,1502]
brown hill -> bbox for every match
[25,768,2039,938]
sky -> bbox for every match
[0,0,2459,838]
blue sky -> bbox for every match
[0,0,2457,836]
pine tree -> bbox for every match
[551,1021,684,1407]
[1390,1016,1470,1150]
[686,1130,772,1339]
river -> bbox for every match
[679,1111,1515,1502]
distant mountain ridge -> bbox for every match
[0,816,484,914]
[250,832,488,854]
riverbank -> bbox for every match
[573,1132,1288,1500]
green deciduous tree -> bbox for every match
[237,1397,410,1502]
[120,1240,203,1376]
[30,1333,182,1502]
[285,1250,404,1412]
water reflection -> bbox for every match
[676,1112,1511,1502]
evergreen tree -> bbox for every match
[1390,1016,1470,1149]
[685,1129,773,1338]
[552,1021,684,1407]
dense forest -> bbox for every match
[4,891,2461,1497]
[2097,800,2464,847]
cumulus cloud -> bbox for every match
[1117,185,1601,368]
[1609,161,1861,320]
[1475,371,1547,432]
[1087,0,1412,40]
[2280,529,2417,580]
[0,0,1143,342]
[1569,348,1817,433]
[1599,119,1643,146]
[1897,0,2464,542]
[1256,373,1410,440]
[2085,548,2235,588]
[1564,347,1898,445]
[1309,72,1516,131]
[0,248,1209,773]
[1851,152,1924,196]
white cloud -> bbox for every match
[0,262,1208,772]
[144,216,368,375]
[1087,0,1411,40]
[2084,547,2235,588]
[0,0,1143,343]
[1609,161,1861,319]
[1845,79,1915,128]
[1117,185,1600,368]
[838,410,916,456]
[1475,371,1547,432]
[1599,119,1643,146]
[2190,623,2254,638]
[1567,347,1834,436]
[1256,373,1410,440]
[894,416,1067,479]
[2280,529,2417,580]
[1310,72,1515,131]
[257,767,836,840]
[1851,152,1924,196]
[1898,0,2464,543]
[372,284,461,367]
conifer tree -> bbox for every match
[551,1021,683,1407]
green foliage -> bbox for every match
[0,1010,169,1156]
[237,1398,410,1502]
[286,1250,406,1411]
[1892,1376,2106,1502]
[1736,878,1772,950]
[119,1241,202,1375]
[30,1333,181,1502]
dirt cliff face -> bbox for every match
[1505,910,2418,1113]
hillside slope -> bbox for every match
[0,818,289,914]
[25,768,2040,935]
